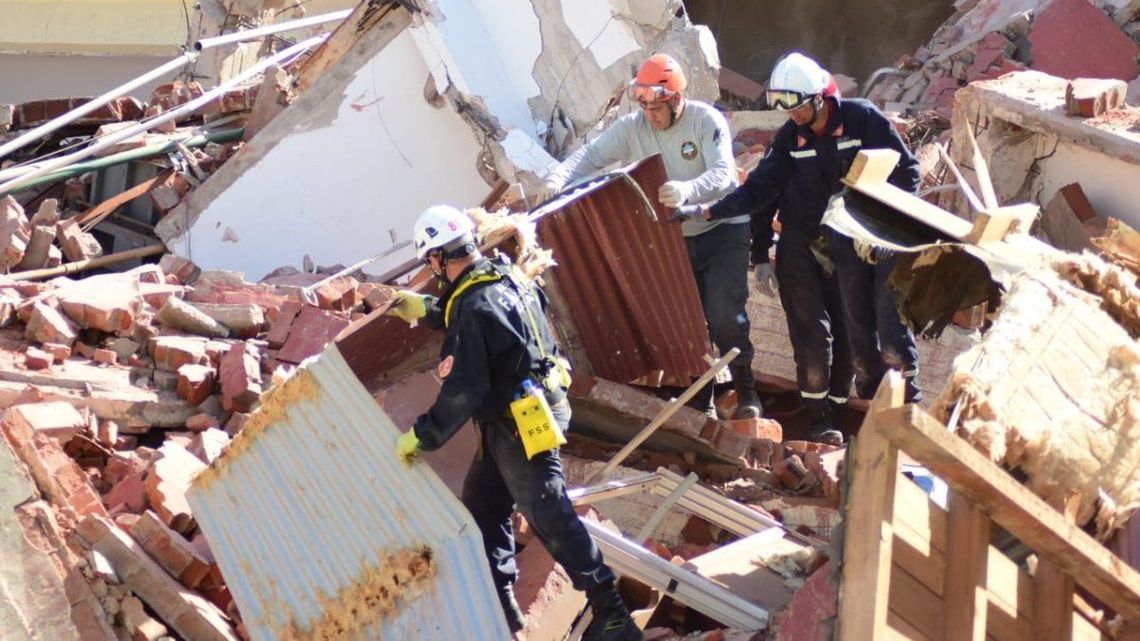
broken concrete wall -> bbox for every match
[158,0,718,279]
[948,71,1140,231]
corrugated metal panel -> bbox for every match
[536,154,710,383]
[187,345,507,641]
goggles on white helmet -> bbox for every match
[413,205,476,261]
[766,90,814,111]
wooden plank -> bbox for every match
[838,371,906,641]
[874,404,1140,621]
[686,529,801,611]
[985,546,1034,638]
[845,148,901,185]
[295,2,410,93]
[964,205,1039,244]
[889,610,934,641]
[77,170,170,230]
[943,492,991,641]
[889,563,944,640]
[1033,559,1073,641]
[845,180,975,240]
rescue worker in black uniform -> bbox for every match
[672,52,922,444]
[388,205,642,641]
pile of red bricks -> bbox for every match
[0,252,396,640]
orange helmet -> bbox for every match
[629,54,687,103]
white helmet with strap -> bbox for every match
[767,52,829,111]
[413,205,476,260]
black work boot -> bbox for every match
[584,581,643,641]
[497,584,525,634]
[807,402,844,446]
[732,367,763,420]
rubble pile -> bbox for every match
[865,0,1140,120]
[0,254,396,640]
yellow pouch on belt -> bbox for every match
[510,385,566,460]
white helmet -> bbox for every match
[413,205,475,260]
[767,52,829,110]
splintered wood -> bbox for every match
[930,262,1140,538]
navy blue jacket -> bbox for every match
[413,258,566,451]
[711,97,920,263]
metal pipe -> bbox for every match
[9,243,166,281]
[0,51,199,161]
[0,34,327,197]
[14,128,243,193]
[194,8,351,50]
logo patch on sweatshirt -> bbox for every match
[437,355,454,379]
[680,141,698,160]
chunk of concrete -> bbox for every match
[155,297,229,338]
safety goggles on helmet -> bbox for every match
[766,89,813,111]
[628,82,677,104]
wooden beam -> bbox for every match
[295,1,411,93]
[845,148,901,185]
[1033,559,1074,641]
[77,170,170,230]
[874,404,1140,621]
[942,492,991,641]
[838,371,906,641]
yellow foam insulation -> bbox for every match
[193,367,319,489]
[1091,217,1140,277]
[277,546,437,641]
[468,207,555,279]
[931,258,1140,539]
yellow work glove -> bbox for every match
[385,290,428,326]
[395,430,420,463]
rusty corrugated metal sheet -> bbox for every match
[536,154,710,383]
[188,345,508,641]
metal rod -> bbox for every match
[194,9,352,50]
[12,128,243,193]
[300,240,412,305]
[0,52,199,161]
[0,34,327,197]
[8,243,166,281]
[585,347,740,486]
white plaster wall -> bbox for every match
[0,53,176,103]
[1033,140,1140,230]
[168,29,490,280]
[560,0,640,69]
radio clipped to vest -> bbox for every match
[510,379,566,459]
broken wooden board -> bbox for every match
[930,264,1140,537]
[685,529,805,612]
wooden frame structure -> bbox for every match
[839,372,1140,641]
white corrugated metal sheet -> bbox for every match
[187,345,508,641]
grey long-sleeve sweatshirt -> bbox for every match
[546,100,745,237]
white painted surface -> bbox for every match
[168,29,490,280]
[1034,139,1140,230]
[424,0,543,135]
[560,0,640,70]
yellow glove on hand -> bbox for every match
[385,290,428,326]
[395,430,420,463]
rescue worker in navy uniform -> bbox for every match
[673,52,922,444]
[387,205,642,641]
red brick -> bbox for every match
[43,342,72,363]
[120,595,168,640]
[13,96,144,128]
[25,345,52,369]
[145,442,206,533]
[26,301,78,346]
[5,401,87,444]
[177,364,216,406]
[56,218,103,262]
[265,300,302,348]
[130,510,212,588]
[104,471,148,514]
[680,515,716,546]
[149,81,204,112]
[1,412,107,520]
[150,335,209,372]
[772,454,811,491]
[189,428,229,465]
[93,348,117,365]
[312,275,359,310]
[357,282,393,311]
[97,420,119,447]
[276,306,349,364]
[184,281,286,315]
[804,448,845,505]
[1029,0,1140,82]
[57,285,138,334]
[149,172,191,212]
[158,254,200,285]
[1065,78,1127,118]
[185,413,219,433]
[784,440,841,456]
[773,561,836,641]
[219,343,262,412]
[760,496,840,541]
[725,416,783,441]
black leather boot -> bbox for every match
[584,581,643,641]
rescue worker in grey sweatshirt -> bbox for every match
[542,54,762,419]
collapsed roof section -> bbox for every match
[156,0,720,281]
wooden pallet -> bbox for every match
[839,371,1140,641]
